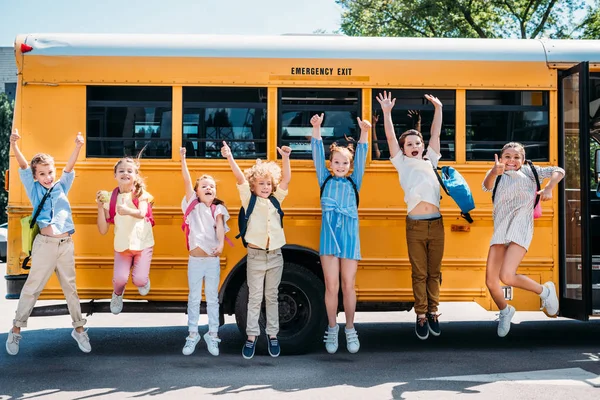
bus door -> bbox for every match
[559,62,600,320]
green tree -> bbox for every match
[0,92,14,224]
[337,0,600,39]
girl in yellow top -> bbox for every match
[96,157,155,315]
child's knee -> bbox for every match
[341,280,355,294]
[131,275,147,287]
[499,271,516,286]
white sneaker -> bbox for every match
[110,293,123,315]
[71,329,92,353]
[138,279,151,296]
[204,332,221,356]
[323,324,339,354]
[6,329,21,355]
[182,334,201,356]
[541,281,559,317]
[497,305,516,337]
[345,328,360,354]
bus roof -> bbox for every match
[16,33,600,64]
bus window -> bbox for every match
[466,90,549,161]
[87,86,172,158]
[182,87,267,159]
[278,88,361,159]
[371,89,456,161]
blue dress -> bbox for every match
[311,138,368,260]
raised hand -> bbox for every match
[180,147,186,157]
[75,132,84,147]
[376,91,396,113]
[492,154,505,176]
[220,141,232,159]
[277,145,292,158]
[357,117,372,132]
[424,94,443,108]
[310,113,324,127]
[10,129,20,144]
[372,113,379,124]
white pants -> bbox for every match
[187,256,220,334]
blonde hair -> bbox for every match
[194,174,225,206]
[329,139,355,163]
[244,159,282,193]
[501,142,526,160]
[30,153,54,175]
[113,157,146,199]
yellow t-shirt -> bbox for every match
[236,181,287,250]
[104,190,155,252]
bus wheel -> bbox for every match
[234,262,325,355]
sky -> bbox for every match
[0,0,343,46]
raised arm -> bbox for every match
[483,154,505,191]
[180,147,195,201]
[425,94,443,155]
[311,113,324,140]
[372,114,381,159]
[376,91,401,158]
[221,141,245,184]
[95,191,109,235]
[65,132,84,173]
[10,129,28,169]
[357,117,371,144]
[277,146,292,191]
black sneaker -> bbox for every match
[242,339,256,359]
[267,336,280,357]
[427,313,441,337]
[415,316,429,340]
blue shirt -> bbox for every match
[18,168,76,235]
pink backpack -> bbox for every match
[182,199,233,251]
[106,187,155,226]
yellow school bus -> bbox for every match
[5,34,600,352]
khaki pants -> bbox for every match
[406,217,445,315]
[246,247,283,336]
[13,235,86,328]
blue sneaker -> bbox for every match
[242,339,256,359]
[267,336,280,357]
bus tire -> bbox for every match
[234,262,325,355]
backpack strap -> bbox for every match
[319,175,334,198]
[22,184,56,270]
[527,160,541,208]
[268,196,284,227]
[235,194,258,241]
[181,198,200,251]
[491,175,502,203]
[320,174,360,207]
[106,187,120,224]
[433,166,450,197]
[30,184,56,228]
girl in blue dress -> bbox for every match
[310,113,370,354]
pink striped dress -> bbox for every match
[482,164,564,250]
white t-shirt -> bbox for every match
[181,196,230,255]
[390,146,441,213]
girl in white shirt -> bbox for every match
[179,147,230,356]
[377,91,445,341]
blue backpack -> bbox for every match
[434,166,475,223]
[236,194,284,248]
